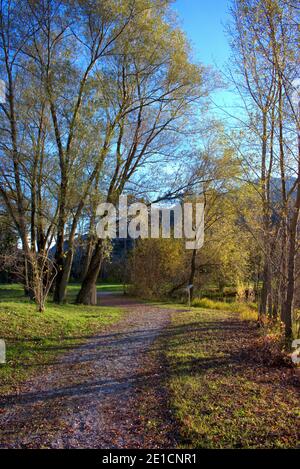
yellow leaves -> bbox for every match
[130,237,185,298]
[165,29,202,88]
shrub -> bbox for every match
[129,238,185,299]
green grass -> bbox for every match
[67,282,126,301]
[0,282,126,303]
[191,297,258,321]
[68,282,125,292]
[146,297,258,321]
[162,307,300,448]
[0,283,26,301]
[0,284,123,395]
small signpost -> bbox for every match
[186,284,193,307]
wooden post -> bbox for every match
[187,284,193,307]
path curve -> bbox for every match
[0,296,178,449]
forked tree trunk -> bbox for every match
[54,249,74,304]
[76,239,103,305]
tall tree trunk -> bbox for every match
[272,280,280,320]
[52,150,106,304]
[280,219,288,321]
[80,236,96,281]
[283,128,300,339]
[24,257,35,300]
[76,239,103,305]
[259,261,271,320]
[53,175,68,303]
[58,249,74,304]
[283,232,296,339]
[278,77,288,322]
[80,201,98,282]
[259,112,272,321]
[53,243,65,303]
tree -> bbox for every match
[76,5,207,304]
[228,0,299,338]
[2,0,205,307]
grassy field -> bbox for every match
[191,297,258,321]
[66,282,126,301]
[147,298,258,322]
[0,284,123,395]
[163,307,300,449]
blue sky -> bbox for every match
[173,0,231,68]
[173,0,237,116]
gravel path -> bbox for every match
[0,296,178,448]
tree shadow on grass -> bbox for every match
[0,317,266,408]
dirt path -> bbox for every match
[0,296,179,449]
